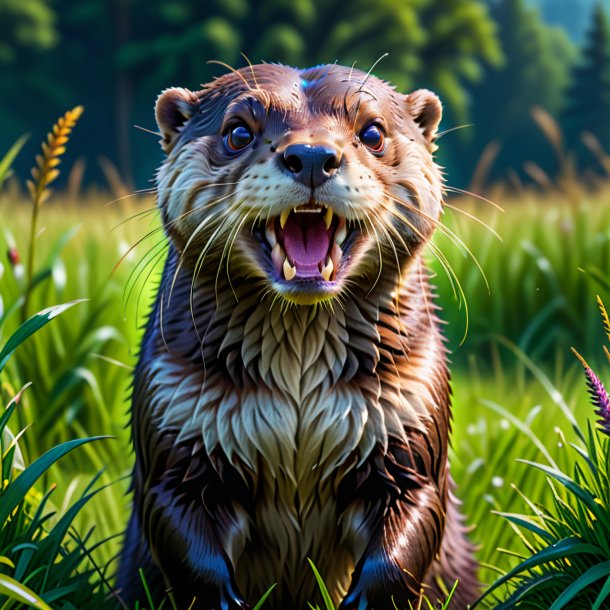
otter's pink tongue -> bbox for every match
[282,214,330,277]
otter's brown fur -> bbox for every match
[117,63,478,610]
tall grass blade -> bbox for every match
[0,135,29,190]
[307,559,335,610]
[0,436,106,526]
[592,574,610,610]
[549,561,610,609]
[252,584,277,610]
[0,573,53,609]
[0,301,85,373]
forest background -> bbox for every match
[3,0,610,190]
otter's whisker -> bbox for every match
[240,52,261,90]
[384,190,490,295]
[408,220,470,343]
[207,59,252,90]
[361,212,384,297]
[104,187,157,207]
[442,201,502,241]
[188,199,245,338]
[132,241,169,322]
[168,189,239,305]
[379,200,465,310]
[112,222,168,275]
[218,210,252,305]
[116,189,230,279]
[365,203,412,361]
[188,216,240,370]
[123,236,168,311]
[444,185,504,212]
[435,124,473,140]
[111,206,159,232]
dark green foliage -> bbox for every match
[0,0,500,187]
[467,0,575,184]
[562,5,610,170]
[0,0,57,63]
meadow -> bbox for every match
[1,142,610,607]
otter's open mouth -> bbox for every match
[261,205,354,283]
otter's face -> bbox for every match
[155,64,443,305]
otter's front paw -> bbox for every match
[173,582,250,610]
[339,557,420,610]
[216,594,250,610]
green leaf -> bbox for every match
[479,537,603,603]
[307,559,335,610]
[550,561,610,609]
[0,436,106,527]
[0,135,29,190]
[253,584,277,610]
[492,573,567,610]
[593,574,610,610]
[499,512,555,543]
[0,556,15,569]
[0,573,52,609]
[520,460,605,520]
[0,301,85,374]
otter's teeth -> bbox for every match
[321,257,334,281]
[265,224,277,247]
[283,257,297,281]
[335,217,347,245]
[324,207,333,230]
[280,209,290,229]
[271,243,284,271]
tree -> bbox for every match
[0,0,57,63]
[242,0,501,126]
[466,0,575,184]
[562,4,610,165]
[1,0,502,188]
[538,0,596,44]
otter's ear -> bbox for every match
[406,89,442,145]
[155,87,199,153]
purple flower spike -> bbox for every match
[585,367,610,436]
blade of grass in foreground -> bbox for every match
[0,300,85,373]
[0,573,52,610]
[0,135,29,190]
[253,584,277,610]
[0,435,108,526]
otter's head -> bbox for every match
[155,64,443,305]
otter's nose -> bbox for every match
[282,144,342,188]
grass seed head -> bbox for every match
[26,105,83,207]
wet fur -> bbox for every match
[117,64,478,609]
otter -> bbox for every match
[117,63,478,610]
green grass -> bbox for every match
[0,301,111,608]
[434,189,610,362]
[0,182,609,607]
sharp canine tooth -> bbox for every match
[265,224,277,247]
[280,209,290,229]
[272,243,284,271]
[335,219,347,244]
[324,207,333,230]
[321,257,334,281]
[283,257,297,280]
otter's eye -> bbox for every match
[360,123,385,154]
[226,124,254,151]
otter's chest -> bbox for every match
[151,352,377,481]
